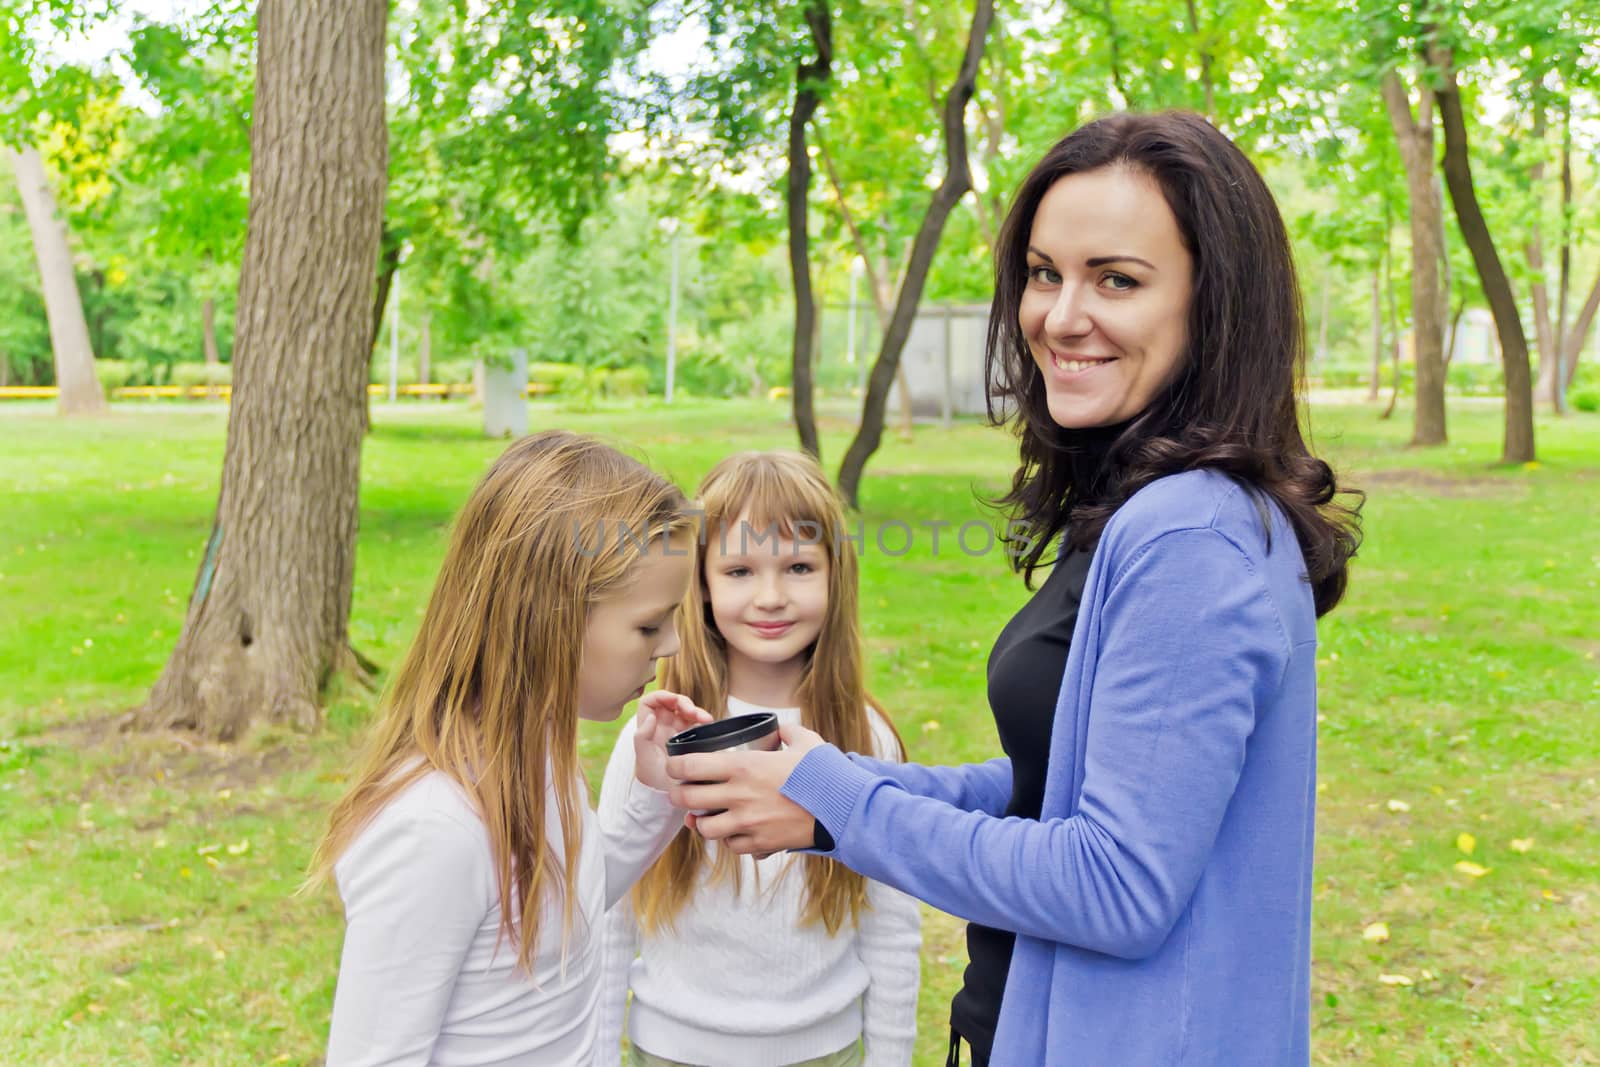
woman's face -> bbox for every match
[1019,165,1194,430]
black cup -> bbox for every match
[666,712,781,815]
[665,712,781,757]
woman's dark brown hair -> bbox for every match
[986,110,1362,616]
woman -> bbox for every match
[665,111,1362,1067]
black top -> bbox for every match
[949,548,1094,1060]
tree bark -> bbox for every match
[418,311,432,390]
[8,144,106,415]
[1559,265,1600,387]
[1538,98,1574,411]
[1103,0,1132,109]
[785,0,832,461]
[1523,97,1557,401]
[1185,0,1215,118]
[371,226,400,352]
[138,0,388,740]
[1433,49,1535,464]
[1381,211,1401,420]
[202,297,221,366]
[1315,266,1330,362]
[1379,68,1446,445]
[1554,100,1572,411]
[815,136,914,438]
[836,0,994,509]
[1368,268,1383,403]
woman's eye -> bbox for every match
[640,626,659,637]
[724,566,750,578]
[789,562,814,575]
[1102,272,1136,291]
[1026,264,1060,285]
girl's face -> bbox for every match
[576,535,695,722]
[703,512,830,696]
[1019,165,1194,430]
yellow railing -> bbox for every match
[0,382,556,401]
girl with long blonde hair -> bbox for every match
[310,430,711,1066]
[598,450,921,1067]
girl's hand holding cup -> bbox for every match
[633,690,713,792]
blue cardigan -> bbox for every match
[783,469,1319,1065]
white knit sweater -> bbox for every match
[598,697,922,1067]
[327,766,681,1066]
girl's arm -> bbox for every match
[326,804,491,1065]
[704,527,1293,960]
[857,711,922,1067]
[858,879,922,1067]
[597,695,709,909]
[597,723,647,1067]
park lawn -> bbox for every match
[1,396,1595,1065]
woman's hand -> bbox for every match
[668,722,827,854]
[632,690,713,792]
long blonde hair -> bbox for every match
[632,450,903,936]
[309,430,691,971]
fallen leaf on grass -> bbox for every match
[1456,832,1476,855]
[1454,861,1491,878]
[1509,838,1533,853]
[1362,922,1390,943]
[1378,973,1413,986]
[1386,799,1411,813]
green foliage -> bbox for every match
[92,358,170,391]
[599,365,649,397]
[527,361,584,394]
[1570,386,1599,412]
[169,362,230,389]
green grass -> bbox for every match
[1,396,1596,1065]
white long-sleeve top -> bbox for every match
[327,758,681,1067]
[598,697,921,1067]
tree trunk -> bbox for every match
[202,297,221,366]
[1540,100,1574,412]
[1432,50,1535,464]
[1368,268,1383,403]
[1184,0,1215,118]
[8,144,106,415]
[365,227,400,433]
[1315,265,1330,362]
[418,311,432,390]
[1102,0,1132,109]
[815,137,915,441]
[1445,298,1465,366]
[371,226,399,350]
[1554,101,1572,411]
[1380,69,1446,445]
[1524,98,1557,404]
[138,0,388,740]
[1380,216,1401,421]
[1559,265,1600,388]
[786,0,832,461]
[837,0,994,509]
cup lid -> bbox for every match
[666,712,779,755]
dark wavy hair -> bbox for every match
[986,111,1362,616]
